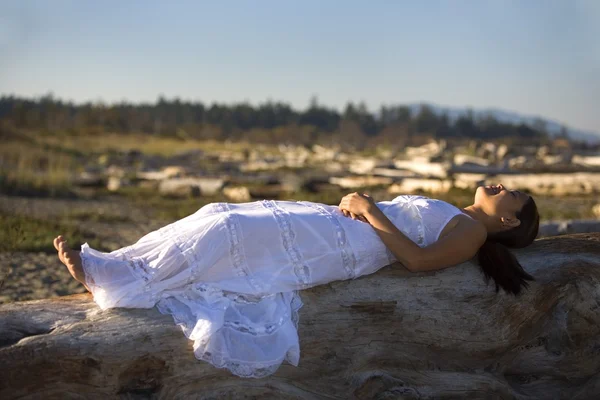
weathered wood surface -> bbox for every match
[1,233,599,400]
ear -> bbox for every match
[501,216,521,229]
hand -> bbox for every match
[338,192,375,222]
[340,208,368,222]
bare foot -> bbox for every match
[54,235,92,293]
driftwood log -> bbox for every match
[1,233,599,400]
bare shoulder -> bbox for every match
[438,213,486,243]
[414,214,487,272]
[409,214,487,271]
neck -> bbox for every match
[462,204,499,234]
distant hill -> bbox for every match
[407,103,600,144]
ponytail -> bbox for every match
[477,196,540,296]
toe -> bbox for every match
[59,242,66,255]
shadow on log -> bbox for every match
[1,233,600,399]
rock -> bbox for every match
[593,204,600,219]
[508,155,532,169]
[137,166,189,181]
[476,142,497,160]
[72,172,106,188]
[222,186,251,203]
[158,177,225,197]
[106,176,131,192]
[311,144,339,162]
[158,178,225,198]
[371,168,415,178]
[162,166,189,178]
[1,233,599,399]
[105,165,127,178]
[329,176,393,189]
[348,157,378,175]
[323,161,344,173]
[393,158,448,178]
[541,154,572,166]
[572,155,600,167]
[453,154,490,167]
[481,172,600,196]
[538,220,600,237]
[349,159,396,176]
[218,151,246,163]
[388,178,453,194]
[279,144,310,168]
[496,143,509,161]
[240,159,286,172]
[404,141,443,158]
[451,173,487,190]
[279,174,306,193]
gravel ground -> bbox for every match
[0,194,172,304]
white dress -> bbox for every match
[80,195,465,378]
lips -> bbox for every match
[485,185,501,195]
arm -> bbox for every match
[364,206,487,272]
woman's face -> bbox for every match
[474,184,530,229]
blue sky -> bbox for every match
[1,0,599,132]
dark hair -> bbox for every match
[477,196,540,296]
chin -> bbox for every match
[475,185,487,202]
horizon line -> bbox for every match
[1,91,597,136]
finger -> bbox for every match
[350,212,358,220]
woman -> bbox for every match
[54,183,539,378]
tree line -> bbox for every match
[0,94,554,148]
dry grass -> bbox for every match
[35,132,278,157]
[0,209,107,253]
[0,140,77,196]
[0,131,281,195]
[1,131,598,222]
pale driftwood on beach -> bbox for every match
[1,233,600,399]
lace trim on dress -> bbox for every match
[164,223,203,284]
[195,290,304,379]
[196,353,282,379]
[411,203,425,247]
[80,243,155,299]
[119,244,160,299]
[156,284,304,379]
[80,243,99,291]
[213,202,266,293]
[298,201,358,280]
[260,200,311,289]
